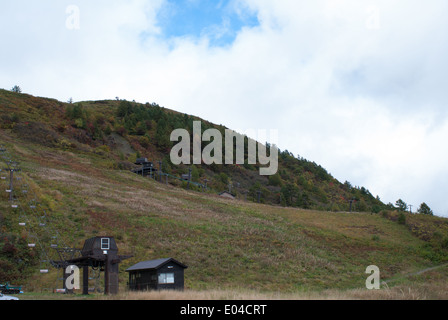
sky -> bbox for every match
[1,0,448,216]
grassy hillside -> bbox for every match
[1,89,448,298]
[0,89,385,212]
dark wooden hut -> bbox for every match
[64,236,131,295]
[126,258,187,291]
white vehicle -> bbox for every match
[0,293,19,300]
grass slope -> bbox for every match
[0,89,447,298]
[0,88,386,212]
[1,129,448,296]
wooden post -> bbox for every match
[83,266,89,295]
[104,254,110,295]
[104,254,119,295]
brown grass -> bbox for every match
[97,284,448,300]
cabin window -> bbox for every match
[158,273,175,284]
[101,238,110,250]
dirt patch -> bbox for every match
[106,133,135,156]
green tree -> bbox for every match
[417,202,433,215]
[191,165,200,182]
[116,100,132,118]
[11,85,21,93]
[219,172,229,185]
[395,199,407,212]
[296,192,311,209]
[268,173,282,187]
[155,118,171,151]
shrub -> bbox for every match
[219,172,229,184]
[74,118,85,129]
[441,237,448,249]
[398,212,406,225]
[139,136,150,149]
[268,174,282,186]
[95,145,111,155]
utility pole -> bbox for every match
[408,204,413,214]
[187,168,191,189]
[149,163,154,179]
[349,199,355,213]
[158,161,162,182]
[5,167,21,201]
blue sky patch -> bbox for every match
[157,0,259,46]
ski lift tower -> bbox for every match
[134,158,154,178]
[57,236,132,295]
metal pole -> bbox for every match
[187,168,191,189]
[9,169,13,201]
[159,161,162,182]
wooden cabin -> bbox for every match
[126,258,187,291]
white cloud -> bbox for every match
[1,0,448,216]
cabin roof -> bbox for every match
[126,258,187,272]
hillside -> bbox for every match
[1,89,448,297]
[0,89,386,212]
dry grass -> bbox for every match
[98,284,448,300]
[17,281,448,300]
